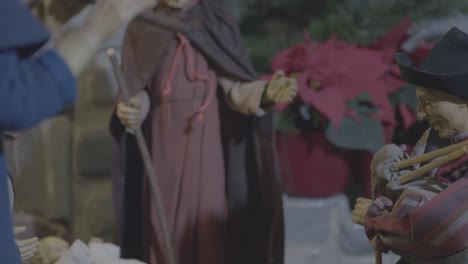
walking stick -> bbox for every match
[370,175,382,264]
[107,49,176,264]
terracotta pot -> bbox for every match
[276,132,352,197]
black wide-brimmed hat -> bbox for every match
[395,27,468,99]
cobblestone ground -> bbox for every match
[284,194,401,264]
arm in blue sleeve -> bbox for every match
[0,49,77,131]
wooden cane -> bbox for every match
[399,146,468,184]
[395,140,468,170]
[374,250,382,264]
[107,49,176,264]
[371,188,383,264]
[370,157,382,264]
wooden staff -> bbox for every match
[395,140,468,170]
[374,249,382,264]
[107,49,176,264]
[371,176,382,264]
[399,146,468,184]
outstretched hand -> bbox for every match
[263,70,298,104]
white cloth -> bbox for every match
[56,240,145,264]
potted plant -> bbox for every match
[264,18,424,197]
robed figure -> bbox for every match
[110,1,297,264]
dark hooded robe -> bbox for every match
[109,1,284,264]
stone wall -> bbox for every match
[70,47,120,241]
[6,7,125,242]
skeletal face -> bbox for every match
[165,0,192,9]
[416,87,468,138]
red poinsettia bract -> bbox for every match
[269,18,417,143]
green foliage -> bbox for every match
[389,84,418,112]
[274,90,386,151]
[325,115,384,152]
[309,0,468,44]
[244,34,303,74]
[231,0,468,71]
[324,91,384,152]
[231,0,346,33]
[229,0,347,73]
[345,91,377,116]
[229,0,468,150]
[274,108,301,134]
[274,98,326,134]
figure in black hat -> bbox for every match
[351,27,468,264]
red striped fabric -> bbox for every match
[365,177,468,258]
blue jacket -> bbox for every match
[0,1,77,262]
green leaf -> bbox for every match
[325,116,384,152]
[274,109,301,133]
[346,91,378,116]
[389,84,417,112]
[354,90,373,102]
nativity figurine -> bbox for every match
[352,27,468,264]
[109,1,297,264]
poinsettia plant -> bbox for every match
[263,18,429,152]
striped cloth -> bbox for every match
[365,136,468,259]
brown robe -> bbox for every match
[109,1,284,264]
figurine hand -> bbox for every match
[263,70,298,104]
[375,159,401,183]
[116,91,150,133]
[14,226,39,262]
[366,196,393,218]
[352,197,372,226]
[85,0,159,41]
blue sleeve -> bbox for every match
[0,49,77,131]
[0,159,21,264]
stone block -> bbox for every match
[79,53,117,107]
[74,128,114,179]
[40,116,73,220]
[7,126,47,215]
[6,116,72,221]
[72,180,115,242]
